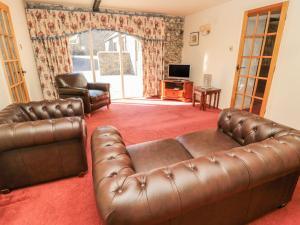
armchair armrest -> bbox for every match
[58,87,89,96]
[88,83,110,92]
[92,126,300,225]
[0,117,85,153]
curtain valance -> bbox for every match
[25,9,165,41]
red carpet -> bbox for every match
[0,99,299,225]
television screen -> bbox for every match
[169,65,190,79]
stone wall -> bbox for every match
[163,16,185,79]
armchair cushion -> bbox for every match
[89,90,109,103]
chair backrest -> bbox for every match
[55,73,88,89]
[218,108,292,145]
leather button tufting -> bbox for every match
[108,156,115,160]
[56,105,60,109]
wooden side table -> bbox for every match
[193,87,221,110]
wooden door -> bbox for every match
[231,2,288,116]
[0,2,29,103]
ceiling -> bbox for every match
[26,0,232,16]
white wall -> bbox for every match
[0,0,42,109]
[182,0,300,129]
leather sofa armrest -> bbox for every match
[0,117,84,153]
[93,132,300,225]
[88,83,110,92]
[58,87,89,96]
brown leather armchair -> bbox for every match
[91,109,300,225]
[0,98,88,193]
[55,73,111,114]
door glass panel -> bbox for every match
[122,35,143,98]
[249,58,259,76]
[240,58,249,75]
[243,96,252,110]
[237,77,246,94]
[234,95,243,109]
[263,35,276,56]
[252,99,263,115]
[0,12,6,34]
[3,12,11,35]
[69,32,93,82]
[246,16,257,35]
[259,58,271,78]
[243,38,252,56]
[92,30,123,99]
[4,63,13,85]
[232,3,287,116]
[268,11,280,33]
[255,79,267,98]
[253,38,264,56]
[257,14,268,34]
[4,36,12,59]
[0,37,7,59]
[245,78,256,96]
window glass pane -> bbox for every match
[234,95,243,109]
[240,58,249,75]
[253,38,263,56]
[4,36,12,59]
[257,14,268,34]
[243,38,252,56]
[246,16,257,35]
[249,58,259,76]
[263,35,276,56]
[268,11,280,33]
[0,12,6,34]
[259,58,271,77]
[237,77,246,94]
[243,96,252,110]
[252,99,262,115]
[246,78,256,96]
[3,12,11,35]
[4,63,13,85]
[255,79,267,98]
[0,37,7,59]
[69,32,93,82]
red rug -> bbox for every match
[0,99,299,225]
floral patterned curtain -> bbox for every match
[142,40,164,97]
[26,8,166,99]
[32,37,72,99]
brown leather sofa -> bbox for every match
[0,98,88,194]
[91,109,300,225]
[56,73,111,114]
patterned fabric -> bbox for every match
[26,9,166,99]
[26,9,165,41]
[142,40,164,97]
[32,37,72,99]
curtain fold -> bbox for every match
[142,40,163,97]
[26,8,166,99]
[32,36,72,99]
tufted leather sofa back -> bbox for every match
[0,98,84,124]
[218,108,292,145]
[56,73,88,89]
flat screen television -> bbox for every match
[168,64,190,80]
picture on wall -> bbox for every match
[189,32,199,46]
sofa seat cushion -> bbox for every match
[127,139,192,173]
[89,90,109,103]
[176,129,241,158]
